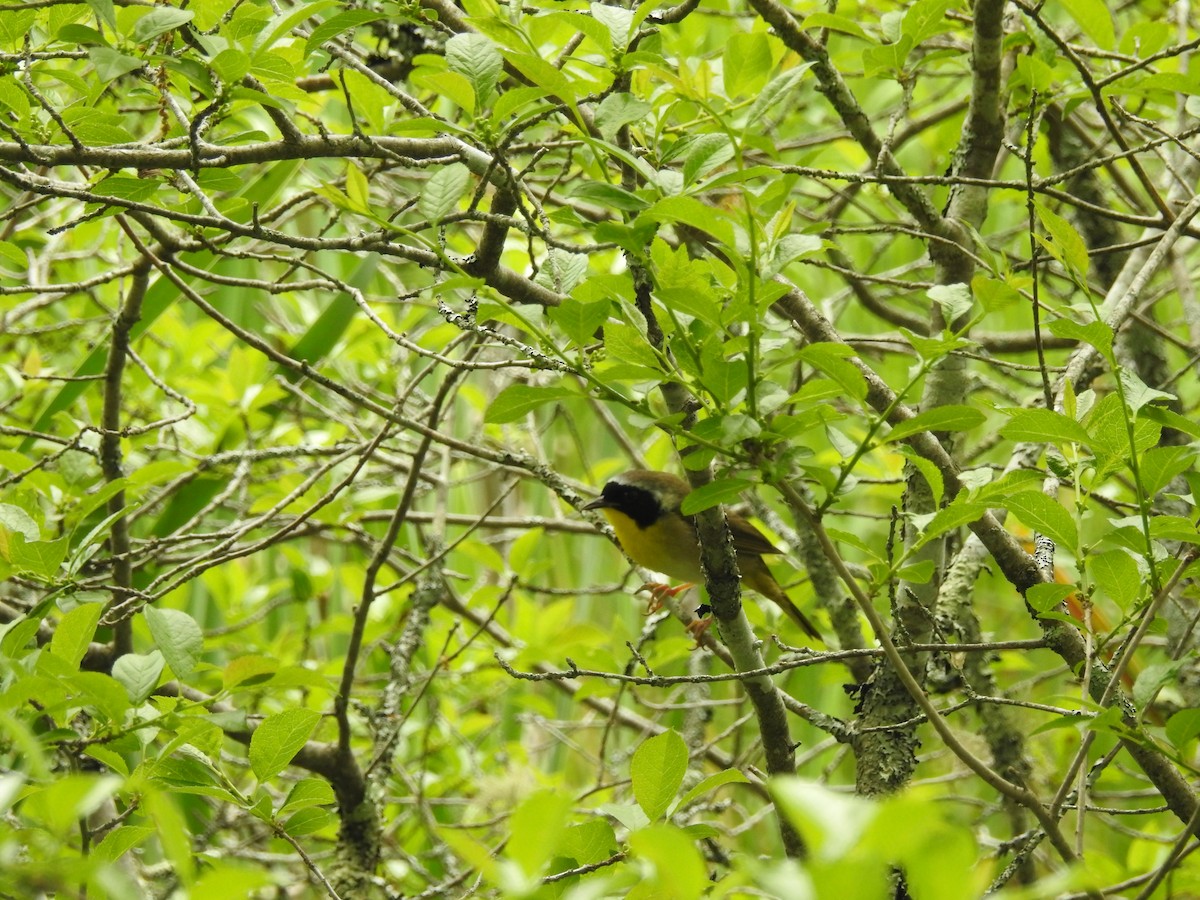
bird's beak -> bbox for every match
[582,497,609,511]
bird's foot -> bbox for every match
[637,581,695,614]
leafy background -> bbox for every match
[1,0,1199,897]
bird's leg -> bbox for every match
[636,581,695,614]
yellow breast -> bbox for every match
[601,508,703,583]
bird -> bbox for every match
[582,469,822,641]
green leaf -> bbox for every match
[1035,203,1090,279]
[999,408,1092,445]
[250,708,322,781]
[910,501,985,549]
[1118,367,1175,414]
[676,768,750,811]
[681,133,734,186]
[0,504,39,541]
[972,274,1023,314]
[631,730,687,821]
[94,825,156,864]
[897,447,944,506]
[1048,317,1113,357]
[131,7,193,43]
[1166,709,1200,749]
[283,807,334,836]
[1138,445,1196,498]
[1062,0,1115,50]
[88,47,144,82]
[484,384,577,424]
[926,283,973,322]
[627,824,709,896]
[87,0,117,32]
[9,534,69,579]
[1005,492,1077,550]
[549,297,610,347]
[559,820,618,867]
[568,180,648,211]
[144,606,204,678]
[679,478,752,516]
[593,92,652,141]
[885,405,985,442]
[797,343,867,401]
[1027,582,1074,615]
[50,602,104,669]
[280,778,336,816]
[304,9,384,58]
[724,32,772,97]
[446,33,503,109]
[591,2,633,51]
[1088,549,1140,609]
[419,162,472,222]
[508,789,573,877]
[901,0,953,44]
[799,11,869,38]
[746,63,813,124]
[112,651,164,703]
[640,195,736,249]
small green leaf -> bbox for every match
[971,274,1023,314]
[910,501,986,549]
[211,48,251,84]
[283,807,335,836]
[679,478,752,516]
[901,0,953,44]
[304,9,384,58]
[886,405,985,442]
[1035,204,1090,279]
[0,504,39,541]
[593,92,652,141]
[484,383,577,424]
[88,47,144,82]
[926,283,973,322]
[1027,582,1074,615]
[508,789,573,877]
[797,343,867,401]
[250,708,322,781]
[1005,492,1077,550]
[591,2,633,51]
[798,11,869,38]
[50,602,104,669]
[418,163,471,222]
[1138,445,1196,498]
[131,7,194,43]
[1048,317,1113,356]
[9,534,69,579]
[675,768,750,812]
[446,33,503,108]
[549,297,610,347]
[569,180,648,211]
[681,133,734,186]
[897,447,944,506]
[144,606,204,678]
[746,64,813,124]
[1166,709,1200,749]
[1061,0,1114,49]
[631,730,688,821]
[559,820,618,867]
[112,650,165,703]
[724,32,772,97]
[999,408,1092,445]
[1118,367,1175,414]
[280,779,336,816]
[1088,549,1140,609]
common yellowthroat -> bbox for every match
[583,470,822,641]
